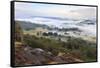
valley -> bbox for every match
[14,17,97,66]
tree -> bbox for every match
[15,21,23,42]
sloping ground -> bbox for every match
[15,43,83,66]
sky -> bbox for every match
[15,2,96,20]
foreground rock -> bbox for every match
[15,44,83,66]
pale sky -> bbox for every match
[15,2,96,20]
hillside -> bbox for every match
[15,20,50,30]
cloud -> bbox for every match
[70,7,96,19]
[15,2,96,20]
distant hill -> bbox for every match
[15,20,50,30]
[78,19,96,25]
[31,16,71,21]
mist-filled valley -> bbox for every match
[14,16,97,66]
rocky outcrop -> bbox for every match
[15,44,83,66]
